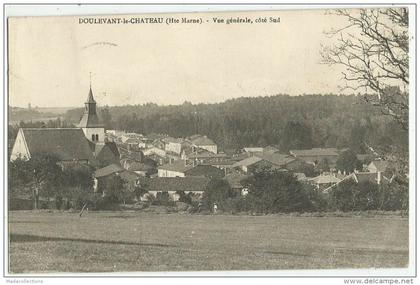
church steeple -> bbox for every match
[84,87,97,114]
[78,83,104,129]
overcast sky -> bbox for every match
[9,9,349,108]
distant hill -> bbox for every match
[8,106,74,124]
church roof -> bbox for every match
[78,87,104,128]
[78,113,103,128]
[86,87,96,103]
[21,128,95,162]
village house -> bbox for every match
[308,173,342,190]
[163,137,191,155]
[289,148,342,167]
[232,152,305,174]
[93,163,142,194]
[157,159,223,178]
[189,135,218,154]
[367,160,389,174]
[137,176,210,202]
[157,160,195,177]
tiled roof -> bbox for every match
[290,148,339,157]
[263,146,279,153]
[354,172,379,184]
[138,176,210,192]
[118,170,141,183]
[232,156,263,168]
[309,174,341,184]
[184,165,225,179]
[158,159,194,173]
[370,160,389,172]
[254,152,296,166]
[187,148,227,159]
[94,163,124,178]
[191,135,216,146]
[127,161,154,172]
[21,128,95,162]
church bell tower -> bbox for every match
[78,79,105,143]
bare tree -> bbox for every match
[321,8,409,131]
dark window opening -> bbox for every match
[92,134,95,141]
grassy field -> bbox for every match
[8,211,408,273]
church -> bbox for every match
[10,87,120,168]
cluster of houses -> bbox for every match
[10,87,393,204]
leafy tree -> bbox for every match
[336,150,363,173]
[201,179,236,211]
[23,154,63,209]
[97,174,128,204]
[330,179,359,212]
[244,170,312,213]
[176,191,192,204]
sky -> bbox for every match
[8,9,350,108]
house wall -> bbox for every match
[10,130,30,161]
[82,127,105,143]
[157,169,185,177]
[144,147,166,157]
[367,163,379,173]
[199,145,217,154]
[165,142,182,154]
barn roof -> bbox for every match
[158,159,195,173]
[254,152,296,166]
[138,177,210,192]
[21,128,95,162]
[290,148,339,157]
[232,156,263,168]
[94,163,124,178]
[190,135,216,146]
[309,174,341,184]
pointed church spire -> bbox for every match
[86,72,96,103]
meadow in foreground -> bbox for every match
[8,211,408,273]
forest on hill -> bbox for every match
[60,94,407,153]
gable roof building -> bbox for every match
[157,160,195,177]
[367,160,389,173]
[190,135,218,154]
[10,128,95,163]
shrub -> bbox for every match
[243,169,312,214]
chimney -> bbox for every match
[377,171,381,185]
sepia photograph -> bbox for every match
[4,3,416,279]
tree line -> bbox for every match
[61,94,407,154]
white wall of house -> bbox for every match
[165,142,182,154]
[82,127,105,143]
[198,145,217,154]
[157,169,185,177]
[144,147,166,157]
[367,163,379,173]
[10,130,30,161]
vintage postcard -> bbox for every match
[4,4,416,280]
